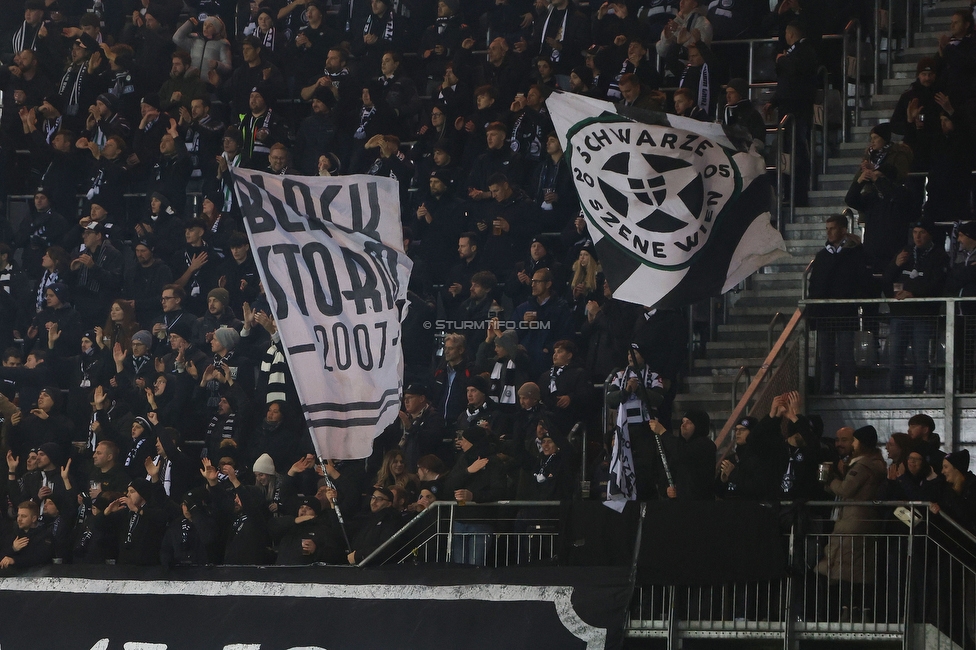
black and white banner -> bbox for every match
[0,565,632,649]
[548,93,786,309]
[232,170,412,460]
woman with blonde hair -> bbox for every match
[568,245,602,327]
[375,448,419,494]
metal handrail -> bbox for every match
[767,311,787,351]
[730,365,751,408]
[841,19,862,142]
[771,113,795,233]
[356,500,561,567]
[714,308,803,456]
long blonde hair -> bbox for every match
[570,249,601,293]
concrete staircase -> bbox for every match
[672,0,964,431]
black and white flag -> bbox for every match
[548,92,786,309]
[232,169,412,460]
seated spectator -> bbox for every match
[616,72,665,111]
[0,501,53,569]
[347,486,401,564]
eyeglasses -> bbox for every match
[160,296,176,301]
[370,495,390,502]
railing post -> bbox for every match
[855,23,862,130]
[874,0,881,89]
[445,503,455,563]
[945,297,956,451]
[788,115,796,226]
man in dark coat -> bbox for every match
[97,478,172,566]
[0,501,53,569]
[539,340,590,435]
[271,496,345,565]
[651,409,716,500]
[721,78,766,150]
[883,221,949,393]
[807,213,872,394]
[890,57,940,173]
[347,486,402,564]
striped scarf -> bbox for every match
[260,333,288,403]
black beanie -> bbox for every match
[947,449,970,474]
[683,410,711,438]
[853,425,878,449]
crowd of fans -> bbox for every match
[0,0,972,574]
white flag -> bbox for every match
[232,169,412,460]
[547,92,787,309]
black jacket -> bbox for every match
[882,242,948,316]
[806,237,872,321]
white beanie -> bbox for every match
[253,453,275,475]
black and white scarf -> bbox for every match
[679,61,710,115]
[540,6,569,62]
[77,242,109,293]
[355,105,375,139]
[363,10,394,43]
[12,21,41,53]
[124,437,147,469]
[489,358,517,405]
[149,454,172,495]
[124,510,140,547]
[548,364,565,393]
[36,269,60,312]
[58,60,88,116]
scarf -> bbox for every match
[79,348,98,388]
[58,60,88,116]
[78,243,109,293]
[180,518,194,551]
[355,105,376,139]
[149,454,172,496]
[606,403,637,512]
[124,437,147,469]
[220,152,241,211]
[42,116,62,145]
[124,510,140,547]
[612,365,663,424]
[548,364,565,393]
[183,244,210,297]
[540,6,569,62]
[13,21,40,53]
[36,269,60,311]
[489,358,517,404]
[241,110,273,157]
[260,26,276,50]
[364,10,395,43]
[680,62,710,115]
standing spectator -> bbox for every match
[807,213,871,394]
[721,78,766,151]
[511,268,573,377]
[936,9,976,128]
[649,409,715,500]
[816,425,887,619]
[432,333,473,426]
[539,340,589,435]
[844,124,914,273]
[883,221,948,394]
[656,0,712,80]
[765,20,816,205]
[0,501,53,570]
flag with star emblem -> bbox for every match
[547,92,787,309]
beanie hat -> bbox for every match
[213,326,240,352]
[299,495,323,514]
[467,375,491,397]
[132,330,152,348]
[462,425,488,447]
[253,453,275,475]
[916,57,936,74]
[684,409,711,438]
[947,449,970,474]
[208,287,230,305]
[853,425,878,448]
[141,93,161,110]
[37,442,64,467]
[494,330,518,357]
[47,282,69,303]
[128,478,153,503]
[96,92,118,114]
[133,416,154,437]
[572,65,593,87]
[167,318,193,343]
[736,415,759,431]
[441,0,459,13]
[517,382,540,400]
[39,386,61,411]
[871,123,892,143]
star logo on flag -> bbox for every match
[597,150,704,236]
[566,118,736,270]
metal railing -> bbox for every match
[798,297,976,448]
[627,500,976,649]
[770,113,796,233]
[357,500,562,567]
[842,19,864,142]
[713,308,803,458]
